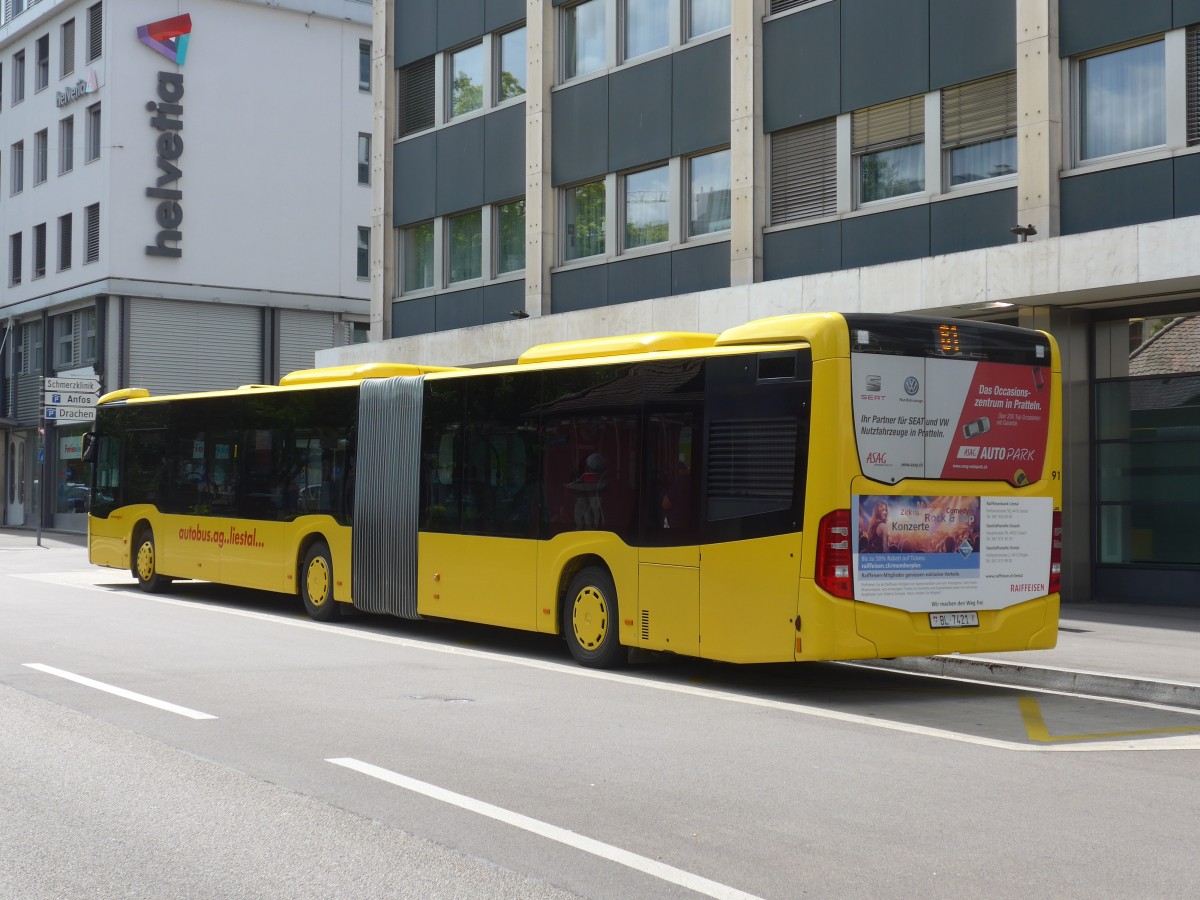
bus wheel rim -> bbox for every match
[572,586,608,650]
[307,558,330,606]
[137,543,154,581]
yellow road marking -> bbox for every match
[1019,696,1200,743]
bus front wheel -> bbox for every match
[132,527,171,593]
[563,566,624,668]
[300,541,340,622]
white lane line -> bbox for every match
[328,757,763,900]
[20,572,1200,752]
[22,663,217,720]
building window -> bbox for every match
[85,103,101,162]
[356,226,370,279]
[447,209,483,283]
[399,57,435,136]
[853,95,925,205]
[688,148,731,236]
[357,133,370,185]
[55,313,73,365]
[688,0,730,39]
[61,19,76,78]
[10,141,23,195]
[770,118,837,224]
[495,199,526,274]
[1189,28,1200,145]
[402,221,435,292]
[34,129,48,185]
[58,213,72,271]
[497,26,527,103]
[84,202,99,263]
[943,72,1017,186]
[564,0,606,80]
[18,321,44,374]
[35,34,49,91]
[625,0,669,61]
[13,50,24,103]
[359,39,371,92]
[33,224,46,279]
[9,232,22,286]
[449,42,485,119]
[1078,40,1165,161]
[59,116,74,174]
[86,2,103,64]
[0,62,5,111]
[564,179,606,261]
[623,164,669,249]
[84,307,96,361]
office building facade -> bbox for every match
[1,0,373,531]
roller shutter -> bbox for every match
[128,299,262,395]
[278,310,338,379]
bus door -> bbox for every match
[160,429,223,581]
[418,375,540,630]
[638,411,700,656]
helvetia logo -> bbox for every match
[137,14,192,65]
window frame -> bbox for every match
[562,177,609,263]
[12,50,25,104]
[1073,36,1169,167]
[10,140,24,195]
[59,116,74,175]
[445,207,485,286]
[397,199,525,298]
[357,132,370,185]
[446,40,486,121]
[33,129,48,185]
[494,25,528,107]
[61,19,76,79]
[85,102,101,163]
[359,39,371,92]
[621,161,671,252]
[356,226,370,280]
[941,72,1018,190]
[35,33,49,92]
[9,231,23,287]
[58,212,73,272]
[685,147,732,239]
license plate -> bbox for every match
[929,611,979,629]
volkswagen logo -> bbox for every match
[904,376,920,395]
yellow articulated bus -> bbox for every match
[86,312,1062,667]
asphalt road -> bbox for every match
[2,543,1198,899]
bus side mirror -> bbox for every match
[82,432,98,463]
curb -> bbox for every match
[850,655,1200,711]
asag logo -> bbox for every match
[137,14,192,65]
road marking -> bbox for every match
[1019,695,1200,743]
[22,663,217,720]
[17,572,1200,752]
[327,757,763,900]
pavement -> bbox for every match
[4,527,1200,709]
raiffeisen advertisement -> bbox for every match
[853,494,1053,611]
[851,355,1051,486]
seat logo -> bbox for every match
[137,14,193,65]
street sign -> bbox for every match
[45,377,101,393]
[45,406,96,423]
[44,391,99,409]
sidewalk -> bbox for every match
[860,603,1200,710]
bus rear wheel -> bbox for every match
[132,527,171,593]
[563,566,624,668]
[300,541,340,622]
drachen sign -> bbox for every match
[138,15,193,259]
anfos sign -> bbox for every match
[137,15,192,259]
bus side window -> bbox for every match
[421,380,464,533]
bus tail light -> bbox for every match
[1048,510,1062,595]
[815,509,853,599]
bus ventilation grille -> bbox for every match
[641,610,651,642]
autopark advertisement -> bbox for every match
[853,494,1053,611]
[850,354,1051,487]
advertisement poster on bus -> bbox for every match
[853,494,1053,612]
[851,354,1051,487]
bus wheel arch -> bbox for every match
[298,536,339,622]
[560,558,624,668]
[131,522,171,593]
